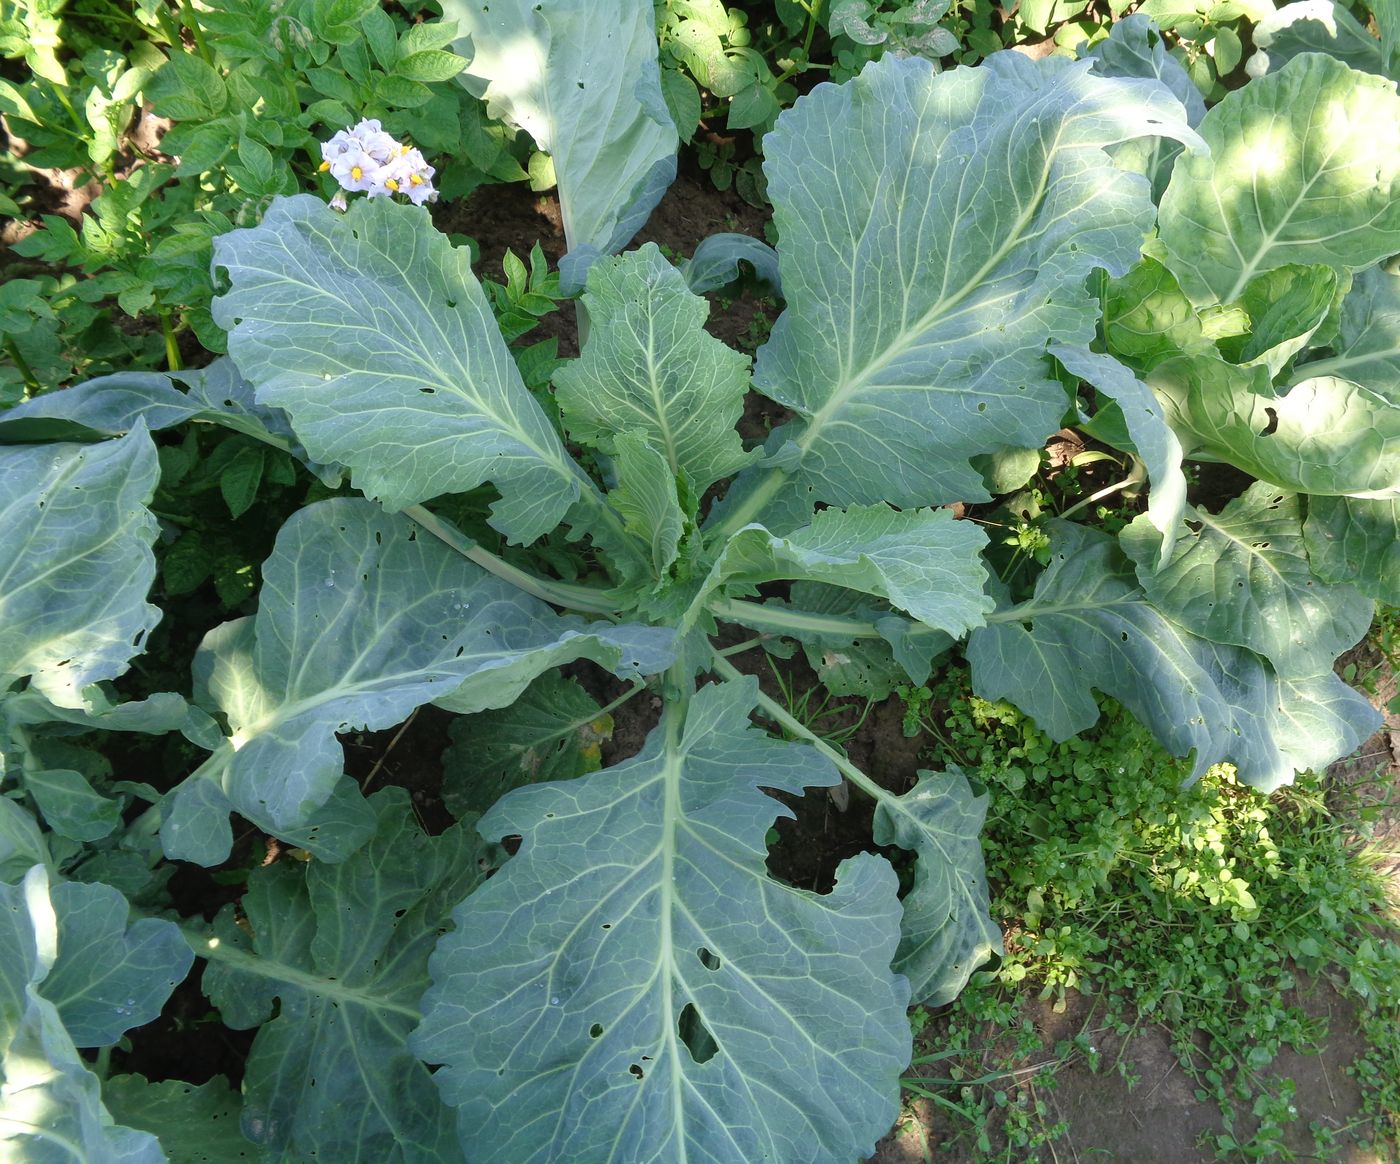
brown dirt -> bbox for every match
[1331,638,1400,899]
[870,643,1400,1164]
[431,162,776,370]
[877,979,1383,1164]
[1,105,173,246]
[433,159,769,281]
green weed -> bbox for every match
[900,658,1400,1161]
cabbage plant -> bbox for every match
[1,20,1396,1163]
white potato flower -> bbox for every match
[319,119,437,206]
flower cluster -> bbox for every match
[319,119,437,207]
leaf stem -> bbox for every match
[403,504,623,614]
[710,596,948,654]
[717,636,767,656]
[773,0,824,85]
[595,679,649,718]
[159,307,182,371]
[174,407,627,614]
[152,2,184,51]
[703,464,790,543]
[179,0,215,65]
[1055,469,1142,522]
[710,650,887,806]
[51,83,87,136]
[4,338,42,394]
[710,595,883,638]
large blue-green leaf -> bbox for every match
[0,361,341,487]
[0,428,161,708]
[1303,495,1400,605]
[0,866,168,1164]
[966,523,1377,790]
[1195,642,1379,785]
[873,768,1001,1005]
[1081,14,1205,200]
[212,196,585,541]
[0,800,47,884]
[443,0,678,286]
[1292,264,1400,403]
[737,51,1200,519]
[22,769,120,844]
[1,689,220,753]
[554,245,754,494]
[0,373,197,443]
[1247,1,1386,77]
[1120,484,1373,677]
[177,498,671,843]
[680,232,781,296]
[1157,54,1400,304]
[1151,356,1400,497]
[702,504,992,639]
[414,678,911,1163]
[39,880,193,1049]
[194,790,480,1164]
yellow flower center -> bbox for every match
[351,165,362,181]
[410,173,423,186]
[386,178,399,191]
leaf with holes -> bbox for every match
[166,498,672,850]
[1150,356,1400,498]
[1120,484,1373,676]
[414,678,911,1164]
[5,33,1395,1164]
[194,789,482,1164]
[872,768,1002,1005]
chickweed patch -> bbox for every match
[901,657,1400,1160]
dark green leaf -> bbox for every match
[394,49,466,83]
[441,672,610,819]
[148,52,229,121]
[218,444,266,518]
